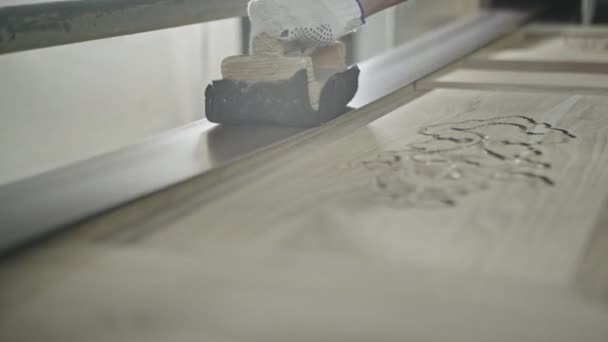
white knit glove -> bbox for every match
[248,0,365,50]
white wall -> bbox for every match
[394,0,479,44]
[353,6,398,62]
[0,19,241,186]
[353,0,479,62]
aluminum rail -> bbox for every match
[0,9,531,253]
[0,0,249,55]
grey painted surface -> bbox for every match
[0,0,248,54]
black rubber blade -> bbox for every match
[205,66,359,127]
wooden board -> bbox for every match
[417,68,608,94]
[418,25,608,94]
[462,24,608,73]
[472,24,608,63]
[119,89,608,290]
[2,88,608,341]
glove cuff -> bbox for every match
[327,0,366,33]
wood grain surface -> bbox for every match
[418,69,608,94]
[132,89,608,289]
[418,25,608,94]
[3,23,608,342]
[453,24,608,75]
[472,24,608,65]
[2,88,608,341]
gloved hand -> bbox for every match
[248,0,365,51]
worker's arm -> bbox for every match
[249,0,407,52]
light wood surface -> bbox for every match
[2,88,608,341]
[416,25,608,95]
[418,25,608,94]
[3,22,608,342]
[132,89,608,290]
[461,24,608,74]
[223,38,347,110]
[418,69,608,94]
[474,24,608,63]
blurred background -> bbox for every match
[1,0,605,187]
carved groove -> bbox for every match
[350,116,576,209]
[562,37,608,53]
